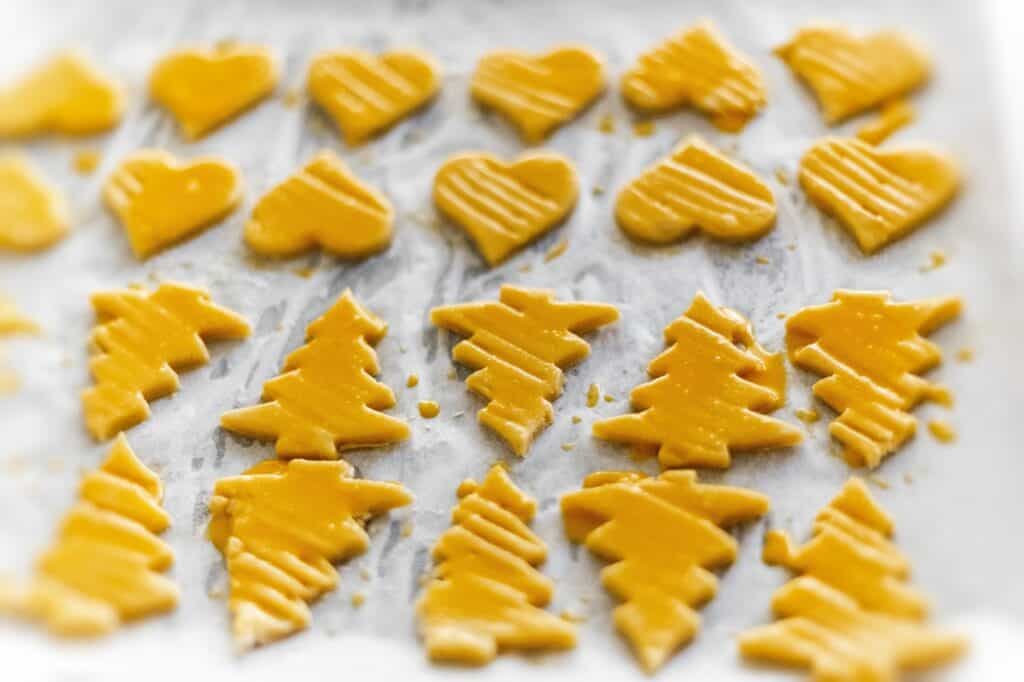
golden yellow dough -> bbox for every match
[0,50,122,138]
[307,48,441,145]
[855,99,915,145]
[799,136,959,253]
[245,150,393,258]
[0,435,177,636]
[431,285,618,455]
[471,45,605,142]
[221,289,409,459]
[103,149,242,258]
[776,25,930,124]
[150,43,278,140]
[622,22,766,132]
[417,465,575,665]
[786,290,961,468]
[433,151,578,266]
[594,292,801,469]
[615,135,776,244]
[739,478,966,682]
[562,469,769,672]
[0,156,69,252]
[82,282,250,441]
[208,458,411,650]
[0,294,38,394]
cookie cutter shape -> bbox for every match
[471,45,605,142]
[615,136,776,244]
[0,50,123,138]
[307,48,441,145]
[104,150,243,258]
[434,151,578,266]
[786,290,961,468]
[0,435,177,637]
[208,458,412,650]
[739,478,966,681]
[150,43,279,140]
[562,469,769,672]
[800,137,958,254]
[776,24,930,124]
[82,282,250,441]
[0,156,70,252]
[431,285,619,455]
[221,289,409,459]
[245,150,393,258]
[622,22,766,132]
[594,292,801,469]
[417,465,575,665]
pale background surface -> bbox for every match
[1,0,1023,679]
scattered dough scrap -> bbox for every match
[104,150,243,258]
[72,148,102,175]
[82,282,250,440]
[150,43,279,140]
[471,45,605,142]
[0,155,69,252]
[434,151,578,265]
[0,294,37,394]
[245,150,393,258]
[417,400,440,418]
[776,25,930,124]
[208,458,411,650]
[786,290,961,468]
[856,98,915,145]
[0,50,123,137]
[221,289,409,459]
[562,469,769,672]
[928,419,956,443]
[739,478,966,680]
[0,435,177,636]
[594,293,801,468]
[799,137,959,253]
[431,285,618,455]
[417,465,575,665]
[615,135,776,244]
[307,49,441,145]
[622,22,766,132]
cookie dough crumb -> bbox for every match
[866,475,889,490]
[956,347,974,363]
[447,367,457,380]
[755,255,770,265]
[518,263,533,273]
[544,239,568,262]
[586,383,600,407]
[72,148,101,175]
[795,408,820,423]
[351,592,366,608]
[401,520,414,537]
[418,400,440,418]
[560,609,586,623]
[592,185,605,196]
[928,419,956,443]
[776,312,787,320]
[603,394,615,403]
[598,113,615,134]
[561,442,576,452]
[407,373,419,388]
[921,250,947,272]
[571,415,582,424]
[282,87,302,108]
[775,168,790,186]
[292,265,315,278]
[632,120,656,137]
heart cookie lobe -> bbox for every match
[471,45,605,142]
[776,25,930,124]
[307,49,441,145]
[0,155,70,252]
[622,22,765,132]
[104,150,243,258]
[150,44,279,140]
[245,150,393,258]
[799,137,959,253]
[0,50,123,138]
[434,152,578,266]
[616,136,776,244]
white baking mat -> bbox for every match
[1,0,1023,679]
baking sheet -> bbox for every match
[2,0,1023,679]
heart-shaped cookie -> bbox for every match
[104,150,242,258]
[799,137,959,253]
[471,45,605,142]
[616,136,776,243]
[776,25,930,124]
[150,44,279,140]
[0,50,123,138]
[245,150,393,258]
[307,49,441,145]
[0,155,69,252]
[434,152,578,266]
[622,22,765,132]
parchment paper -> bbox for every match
[2,0,1023,679]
